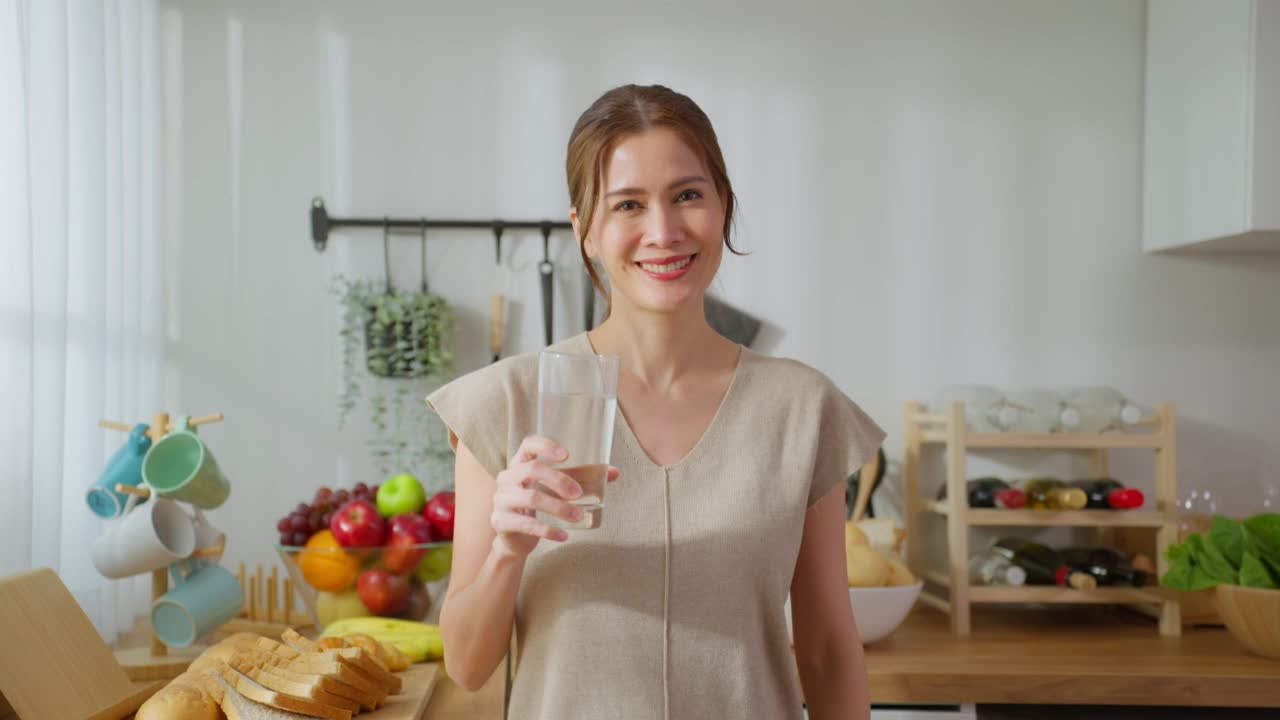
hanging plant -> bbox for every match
[331,268,455,487]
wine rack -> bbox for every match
[903,401,1181,637]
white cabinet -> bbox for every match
[1143,0,1280,253]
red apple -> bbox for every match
[356,569,410,616]
[424,491,455,541]
[396,579,432,621]
[330,500,387,548]
[383,513,433,573]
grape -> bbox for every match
[289,515,308,532]
[353,482,369,495]
[334,489,350,504]
[314,486,333,501]
[279,532,293,546]
[295,502,309,515]
[291,531,310,546]
[276,517,291,532]
[321,512,333,528]
[371,485,380,498]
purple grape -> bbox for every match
[353,482,369,495]
[277,517,291,532]
[279,532,293,546]
[321,512,333,527]
[291,531,310,546]
[295,502,309,515]
[288,515,307,532]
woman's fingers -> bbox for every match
[513,435,567,464]
[607,465,621,483]
[491,509,567,542]
[495,482,583,524]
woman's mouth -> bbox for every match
[636,254,697,281]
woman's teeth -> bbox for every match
[639,256,693,273]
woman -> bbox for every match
[427,84,884,720]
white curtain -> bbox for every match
[1,0,164,643]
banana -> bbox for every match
[320,617,444,662]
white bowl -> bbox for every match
[786,581,923,645]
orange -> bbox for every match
[297,530,359,592]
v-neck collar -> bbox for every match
[575,332,748,472]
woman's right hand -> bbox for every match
[490,436,586,558]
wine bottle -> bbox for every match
[936,477,1027,509]
[969,549,1028,586]
[1059,547,1148,587]
[1004,389,1073,433]
[991,538,1097,589]
[1069,478,1145,510]
[1016,477,1087,510]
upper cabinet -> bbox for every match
[1144,0,1280,253]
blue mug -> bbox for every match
[151,558,243,648]
[87,423,151,518]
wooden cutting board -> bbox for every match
[0,568,160,720]
[363,663,441,719]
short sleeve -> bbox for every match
[809,378,886,509]
[425,362,513,480]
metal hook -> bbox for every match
[492,221,505,265]
[540,221,552,264]
[420,219,429,293]
[382,218,395,295]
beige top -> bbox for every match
[426,332,885,720]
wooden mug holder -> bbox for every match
[98,411,228,681]
[217,562,313,637]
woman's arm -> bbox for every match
[791,483,870,720]
[437,438,527,691]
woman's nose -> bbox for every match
[643,204,684,246]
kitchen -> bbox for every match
[2,1,1279,719]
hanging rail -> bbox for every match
[309,196,572,252]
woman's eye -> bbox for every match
[614,200,640,212]
[676,189,702,202]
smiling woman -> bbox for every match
[427,84,884,720]
[564,85,746,318]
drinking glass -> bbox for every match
[535,350,619,530]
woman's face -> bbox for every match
[575,127,726,316]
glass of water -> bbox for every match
[535,350,619,531]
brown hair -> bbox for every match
[566,84,744,301]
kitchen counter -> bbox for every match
[864,605,1280,708]
[120,605,1278,718]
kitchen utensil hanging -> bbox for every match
[490,222,505,364]
[583,259,597,331]
[538,223,554,346]
[363,220,450,379]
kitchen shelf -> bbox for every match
[903,400,1181,638]
[920,501,1169,528]
[918,430,1163,449]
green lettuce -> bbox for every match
[1160,513,1280,592]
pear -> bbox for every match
[846,544,890,587]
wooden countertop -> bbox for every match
[120,605,1279,718]
[864,605,1280,708]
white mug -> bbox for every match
[189,509,226,563]
[91,495,196,579]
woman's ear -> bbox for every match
[570,208,595,258]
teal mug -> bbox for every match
[142,416,230,509]
[151,558,242,648]
[87,423,152,518]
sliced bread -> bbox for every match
[228,654,360,714]
[208,660,352,720]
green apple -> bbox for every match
[376,473,426,517]
[315,588,371,627]
[415,545,453,583]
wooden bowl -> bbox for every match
[1214,584,1280,660]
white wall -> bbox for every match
[156,0,1280,573]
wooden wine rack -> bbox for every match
[903,401,1181,637]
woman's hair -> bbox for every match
[565,84,743,299]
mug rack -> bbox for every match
[97,410,226,680]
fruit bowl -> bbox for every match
[276,540,453,631]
